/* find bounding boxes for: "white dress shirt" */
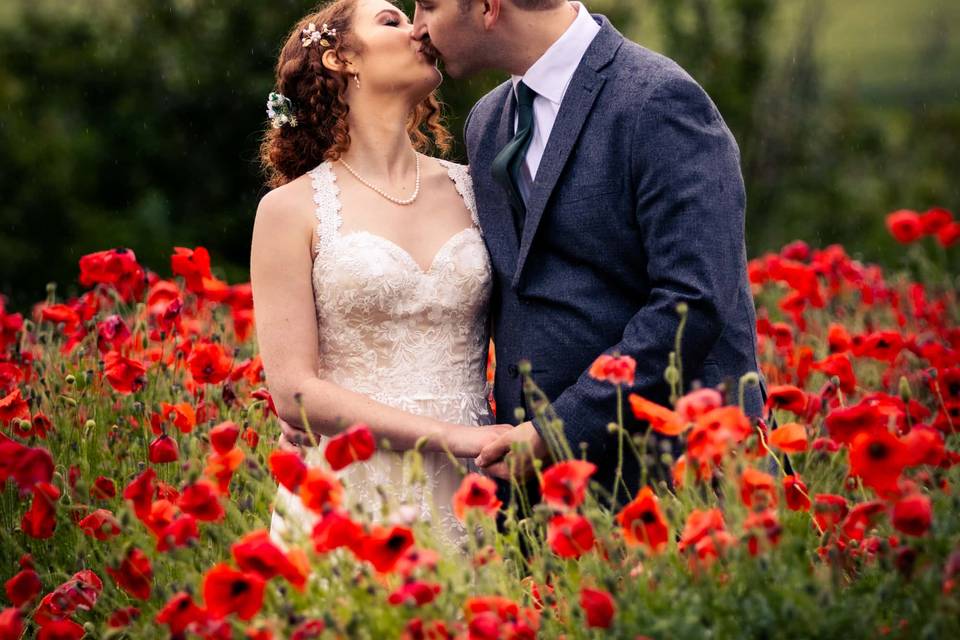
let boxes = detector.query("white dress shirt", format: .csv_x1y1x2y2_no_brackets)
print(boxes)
511,1,601,204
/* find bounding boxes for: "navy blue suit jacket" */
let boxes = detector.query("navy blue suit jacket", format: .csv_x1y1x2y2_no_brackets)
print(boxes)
465,15,763,503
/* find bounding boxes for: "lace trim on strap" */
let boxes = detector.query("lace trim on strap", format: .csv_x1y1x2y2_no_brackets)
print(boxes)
437,159,481,233
309,161,342,255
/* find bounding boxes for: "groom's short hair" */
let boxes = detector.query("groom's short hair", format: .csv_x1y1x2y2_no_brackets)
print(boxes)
459,0,565,11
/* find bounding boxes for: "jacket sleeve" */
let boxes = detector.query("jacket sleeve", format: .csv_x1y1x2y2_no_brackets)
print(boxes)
536,75,747,461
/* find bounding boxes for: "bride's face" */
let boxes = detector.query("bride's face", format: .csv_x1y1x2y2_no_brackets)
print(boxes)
348,0,442,99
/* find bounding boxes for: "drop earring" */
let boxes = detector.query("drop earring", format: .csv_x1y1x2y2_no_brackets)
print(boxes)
353,73,360,90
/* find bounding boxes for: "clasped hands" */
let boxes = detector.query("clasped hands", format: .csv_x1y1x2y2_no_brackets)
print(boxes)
276,419,547,481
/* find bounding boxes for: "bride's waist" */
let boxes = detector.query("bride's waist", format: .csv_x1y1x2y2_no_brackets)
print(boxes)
318,370,490,401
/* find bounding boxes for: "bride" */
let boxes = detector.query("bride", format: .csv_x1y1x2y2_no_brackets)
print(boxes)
250,0,510,547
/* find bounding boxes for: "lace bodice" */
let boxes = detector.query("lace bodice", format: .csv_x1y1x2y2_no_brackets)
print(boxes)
309,159,492,404
271,158,493,550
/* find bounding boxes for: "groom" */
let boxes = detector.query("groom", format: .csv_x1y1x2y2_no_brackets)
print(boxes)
412,0,763,505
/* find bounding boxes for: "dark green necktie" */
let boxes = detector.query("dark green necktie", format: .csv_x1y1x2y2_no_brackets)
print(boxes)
491,81,537,237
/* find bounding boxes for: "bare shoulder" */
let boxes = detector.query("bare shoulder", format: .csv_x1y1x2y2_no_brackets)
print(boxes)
255,173,316,228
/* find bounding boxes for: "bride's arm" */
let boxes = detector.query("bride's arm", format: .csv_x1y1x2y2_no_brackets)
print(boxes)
250,186,490,456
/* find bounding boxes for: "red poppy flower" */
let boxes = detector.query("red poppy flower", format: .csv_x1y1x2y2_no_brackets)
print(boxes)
824,401,887,446
10,445,55,492
95,315,131,354
156,514,200,552
919,207,953,234
171,246,213,291
902,426,945,467
210,421,240,455
291,619,328,640
678,508,727,554
768,422,808,454
813,494,849,532
744,508,782,556
178,480,225,522
452,473,501,521
885,209,922,243
676,388,724,422
33,570,103,627
628,394,686,436
588,354,636,386
892,494,932,536
106,547,153,600
103,351,147,394
827,323,852,353
937,221,960,247
765,384,809,416
78,248,145,302
686,406,753,466
107,606,140,629
812,353,857,395
547,513,595,558
155,591,206,636
232,530,309,591
464,596,540,639
540,460,596,510
853,330,904,362
4,568,41,607
0,608,23,639
740,467,777,508
91,476,117,500
78,509,122,541
849,430,908,497
202,563,266,621
204,446,244,494
0,388,31,430
783,474,811,511
37,618,86,639
324,423,376,471
616,486,669,552
21,481,60,539
357,525,415,573
388,581,442,607
840,500,887,541
311,509,365,554
38,304,81,334
298,467,343,514
580,588,615,629
268,450,307,493
149,434,180,464
123,468,157,519
159,402,197,434
188,342,233,385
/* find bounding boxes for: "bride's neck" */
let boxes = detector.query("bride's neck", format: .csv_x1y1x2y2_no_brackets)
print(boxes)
340,96,417,181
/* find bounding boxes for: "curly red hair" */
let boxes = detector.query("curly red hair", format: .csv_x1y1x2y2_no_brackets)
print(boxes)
260,0,452,188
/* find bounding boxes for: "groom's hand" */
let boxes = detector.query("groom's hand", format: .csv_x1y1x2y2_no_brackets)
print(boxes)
475,422,546,481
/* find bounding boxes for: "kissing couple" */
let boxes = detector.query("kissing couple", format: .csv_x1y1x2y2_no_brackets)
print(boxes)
250,0,763,547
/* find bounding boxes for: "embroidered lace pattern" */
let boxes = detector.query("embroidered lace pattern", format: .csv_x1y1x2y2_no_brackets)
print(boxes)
270,159,493,549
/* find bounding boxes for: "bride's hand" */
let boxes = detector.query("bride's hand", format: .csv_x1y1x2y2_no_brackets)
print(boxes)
446,424,514,459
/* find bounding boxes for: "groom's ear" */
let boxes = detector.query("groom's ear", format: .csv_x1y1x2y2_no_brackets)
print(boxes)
481,0,501,30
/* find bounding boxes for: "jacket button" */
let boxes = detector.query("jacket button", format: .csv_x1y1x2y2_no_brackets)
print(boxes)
507,364,519,377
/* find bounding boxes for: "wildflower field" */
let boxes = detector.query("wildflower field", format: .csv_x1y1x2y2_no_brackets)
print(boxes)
1,208,959,639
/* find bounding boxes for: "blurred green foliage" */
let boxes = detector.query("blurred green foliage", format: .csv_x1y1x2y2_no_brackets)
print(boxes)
1,0,957,309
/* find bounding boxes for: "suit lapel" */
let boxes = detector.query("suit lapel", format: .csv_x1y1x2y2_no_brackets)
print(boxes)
478,88,520,273
511,17,624,289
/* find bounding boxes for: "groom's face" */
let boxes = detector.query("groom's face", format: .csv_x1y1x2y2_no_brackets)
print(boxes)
411,0,487,79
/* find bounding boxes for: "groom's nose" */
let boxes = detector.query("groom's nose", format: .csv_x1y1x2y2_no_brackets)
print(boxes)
410,7,428,41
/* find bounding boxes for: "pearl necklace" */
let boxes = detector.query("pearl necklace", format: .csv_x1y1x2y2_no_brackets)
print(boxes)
339,153,421,206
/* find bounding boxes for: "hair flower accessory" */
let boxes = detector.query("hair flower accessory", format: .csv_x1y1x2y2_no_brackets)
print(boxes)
302,22,337,48
266,92,297,129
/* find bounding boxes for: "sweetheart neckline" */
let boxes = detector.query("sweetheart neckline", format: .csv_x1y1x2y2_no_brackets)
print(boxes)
337,227,480,275
312,159,483,276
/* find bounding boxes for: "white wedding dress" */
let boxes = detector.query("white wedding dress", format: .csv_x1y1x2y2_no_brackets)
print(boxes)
269,159,493,549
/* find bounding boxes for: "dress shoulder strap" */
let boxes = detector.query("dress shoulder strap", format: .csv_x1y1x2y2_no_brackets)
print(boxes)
437,159,481,233
307,161,342,254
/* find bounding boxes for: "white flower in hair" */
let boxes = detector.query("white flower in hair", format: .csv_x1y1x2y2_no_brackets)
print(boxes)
266,92,298,129
302,21,336,48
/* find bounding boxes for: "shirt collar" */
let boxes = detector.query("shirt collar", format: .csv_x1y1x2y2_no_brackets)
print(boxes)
511,2,601,105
